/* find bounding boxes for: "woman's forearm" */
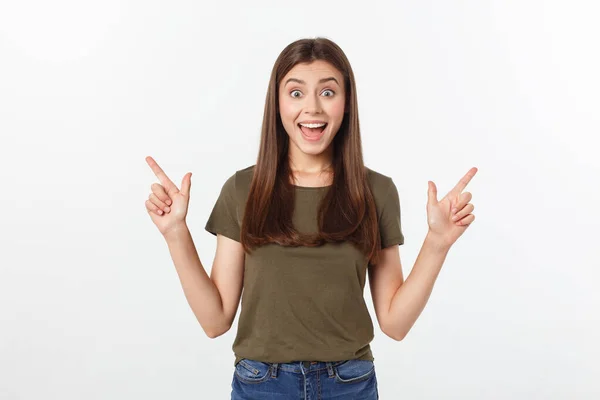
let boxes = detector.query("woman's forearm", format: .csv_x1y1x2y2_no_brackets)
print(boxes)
163,224,227,338
386,231,451,340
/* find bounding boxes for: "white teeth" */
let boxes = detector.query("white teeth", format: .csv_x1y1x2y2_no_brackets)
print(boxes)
299,122,326,128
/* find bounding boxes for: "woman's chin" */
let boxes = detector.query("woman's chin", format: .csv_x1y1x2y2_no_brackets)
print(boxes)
297,140,332,155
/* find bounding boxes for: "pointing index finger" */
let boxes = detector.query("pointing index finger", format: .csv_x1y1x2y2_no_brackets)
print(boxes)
145,156,178,194
450,167,478,195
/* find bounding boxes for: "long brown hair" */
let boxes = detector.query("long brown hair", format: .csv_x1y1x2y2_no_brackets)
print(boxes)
241,37,382,266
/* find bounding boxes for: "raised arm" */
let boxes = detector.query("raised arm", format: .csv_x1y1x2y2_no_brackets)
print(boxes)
145,156,244,338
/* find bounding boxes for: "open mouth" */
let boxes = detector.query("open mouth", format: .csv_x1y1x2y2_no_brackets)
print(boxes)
298,123,328,138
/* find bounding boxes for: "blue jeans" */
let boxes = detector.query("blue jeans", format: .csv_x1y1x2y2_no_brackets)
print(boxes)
231,358,379,399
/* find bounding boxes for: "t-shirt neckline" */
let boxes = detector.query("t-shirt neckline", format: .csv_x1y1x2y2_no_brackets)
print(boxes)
292,185,333,192
292,185,332,191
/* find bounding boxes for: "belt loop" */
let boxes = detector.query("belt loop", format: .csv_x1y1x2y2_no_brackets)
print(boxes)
271,363,278,378
326,362,334,377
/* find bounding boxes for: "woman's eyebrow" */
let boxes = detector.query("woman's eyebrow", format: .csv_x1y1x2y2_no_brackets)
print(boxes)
284,77,339,86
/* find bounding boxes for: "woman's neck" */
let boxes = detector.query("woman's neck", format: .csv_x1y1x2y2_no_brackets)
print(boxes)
288,150,333,174
288,159,334,187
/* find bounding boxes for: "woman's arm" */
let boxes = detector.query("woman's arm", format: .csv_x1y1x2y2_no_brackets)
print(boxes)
370,168,477,340
370,232,450,341
164,224,244,338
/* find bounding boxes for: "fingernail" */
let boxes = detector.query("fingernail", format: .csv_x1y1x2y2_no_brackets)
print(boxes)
166,199,172,205
165,206,170,212
157,210,163,215
452,215,458,220
452,208,457,213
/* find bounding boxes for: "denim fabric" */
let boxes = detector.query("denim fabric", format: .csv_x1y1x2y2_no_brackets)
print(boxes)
231,358,378,399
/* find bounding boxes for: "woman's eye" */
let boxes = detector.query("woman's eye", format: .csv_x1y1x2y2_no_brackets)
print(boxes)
290,89,334,98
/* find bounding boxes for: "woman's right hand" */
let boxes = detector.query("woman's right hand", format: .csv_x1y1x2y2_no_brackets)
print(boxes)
145,156,192,237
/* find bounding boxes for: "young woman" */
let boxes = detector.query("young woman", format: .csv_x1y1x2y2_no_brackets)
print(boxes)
145,37,477,400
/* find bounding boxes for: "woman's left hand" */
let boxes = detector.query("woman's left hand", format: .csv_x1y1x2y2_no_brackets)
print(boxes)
426,167,478,249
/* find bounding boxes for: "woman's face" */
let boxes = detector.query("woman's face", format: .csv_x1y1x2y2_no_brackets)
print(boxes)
278,60,346,161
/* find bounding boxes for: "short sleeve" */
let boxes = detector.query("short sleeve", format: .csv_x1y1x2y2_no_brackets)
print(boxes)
379,178,405,248
204,173,241,242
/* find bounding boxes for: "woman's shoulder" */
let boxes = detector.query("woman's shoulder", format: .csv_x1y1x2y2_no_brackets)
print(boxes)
365,166,395,193
220,164,255,184
237,164,256,176
220,164,255,202
234,164,256,187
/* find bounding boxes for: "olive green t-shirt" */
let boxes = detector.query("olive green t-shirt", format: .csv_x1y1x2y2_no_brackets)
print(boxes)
204,165,404,366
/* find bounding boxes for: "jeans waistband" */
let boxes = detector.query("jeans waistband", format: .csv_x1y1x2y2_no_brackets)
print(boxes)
266,360,347,377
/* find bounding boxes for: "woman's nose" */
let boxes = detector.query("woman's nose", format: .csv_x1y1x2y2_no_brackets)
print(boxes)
304,93,322,114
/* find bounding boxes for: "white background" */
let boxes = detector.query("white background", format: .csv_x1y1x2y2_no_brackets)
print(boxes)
1,0,598,399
